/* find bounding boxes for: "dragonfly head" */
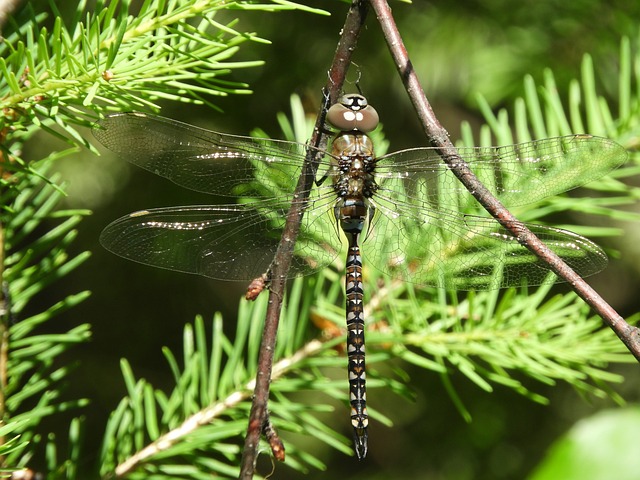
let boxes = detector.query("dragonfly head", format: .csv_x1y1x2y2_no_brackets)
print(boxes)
327,93,379,133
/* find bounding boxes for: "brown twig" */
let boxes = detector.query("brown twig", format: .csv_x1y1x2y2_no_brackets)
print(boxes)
369,0,640,360
238,1,370,477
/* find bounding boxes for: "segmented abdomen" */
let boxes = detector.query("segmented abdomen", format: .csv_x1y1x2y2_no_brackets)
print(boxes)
346,243,368,460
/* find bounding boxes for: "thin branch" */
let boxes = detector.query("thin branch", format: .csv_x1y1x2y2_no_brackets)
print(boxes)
369,0,640,360
238,1,370,477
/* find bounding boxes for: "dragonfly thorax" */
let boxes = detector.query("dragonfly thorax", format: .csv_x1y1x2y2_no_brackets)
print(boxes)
330,121,378,245
331,133,378,198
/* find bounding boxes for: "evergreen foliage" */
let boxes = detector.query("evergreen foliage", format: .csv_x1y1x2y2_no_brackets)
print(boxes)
0,0,638,478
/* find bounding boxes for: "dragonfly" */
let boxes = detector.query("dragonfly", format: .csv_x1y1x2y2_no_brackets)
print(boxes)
94,94,627,460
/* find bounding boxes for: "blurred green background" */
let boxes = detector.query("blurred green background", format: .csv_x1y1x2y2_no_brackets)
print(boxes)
19,0,640,478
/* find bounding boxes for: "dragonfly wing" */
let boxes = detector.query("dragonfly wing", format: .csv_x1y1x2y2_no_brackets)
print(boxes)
363,135,623,289
93,113,325,198
363,195,607,290
100,200,342,281
375,135,627,208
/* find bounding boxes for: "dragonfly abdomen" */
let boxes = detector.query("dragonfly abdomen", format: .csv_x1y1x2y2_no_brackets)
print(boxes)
335,195,371,460
345,240,368,460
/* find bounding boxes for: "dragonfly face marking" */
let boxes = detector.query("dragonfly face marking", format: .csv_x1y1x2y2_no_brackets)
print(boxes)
326,93,379,132
94,94,627,460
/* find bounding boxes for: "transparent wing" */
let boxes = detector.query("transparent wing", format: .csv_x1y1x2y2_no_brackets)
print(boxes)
95,112,344,281
93,112,332,198
95,113,624,288
363,196,607,289
360,134,625,289
99,198,342,281
374,135,628,208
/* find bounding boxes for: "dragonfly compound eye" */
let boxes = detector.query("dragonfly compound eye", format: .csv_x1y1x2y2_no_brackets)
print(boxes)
327,94,380,133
